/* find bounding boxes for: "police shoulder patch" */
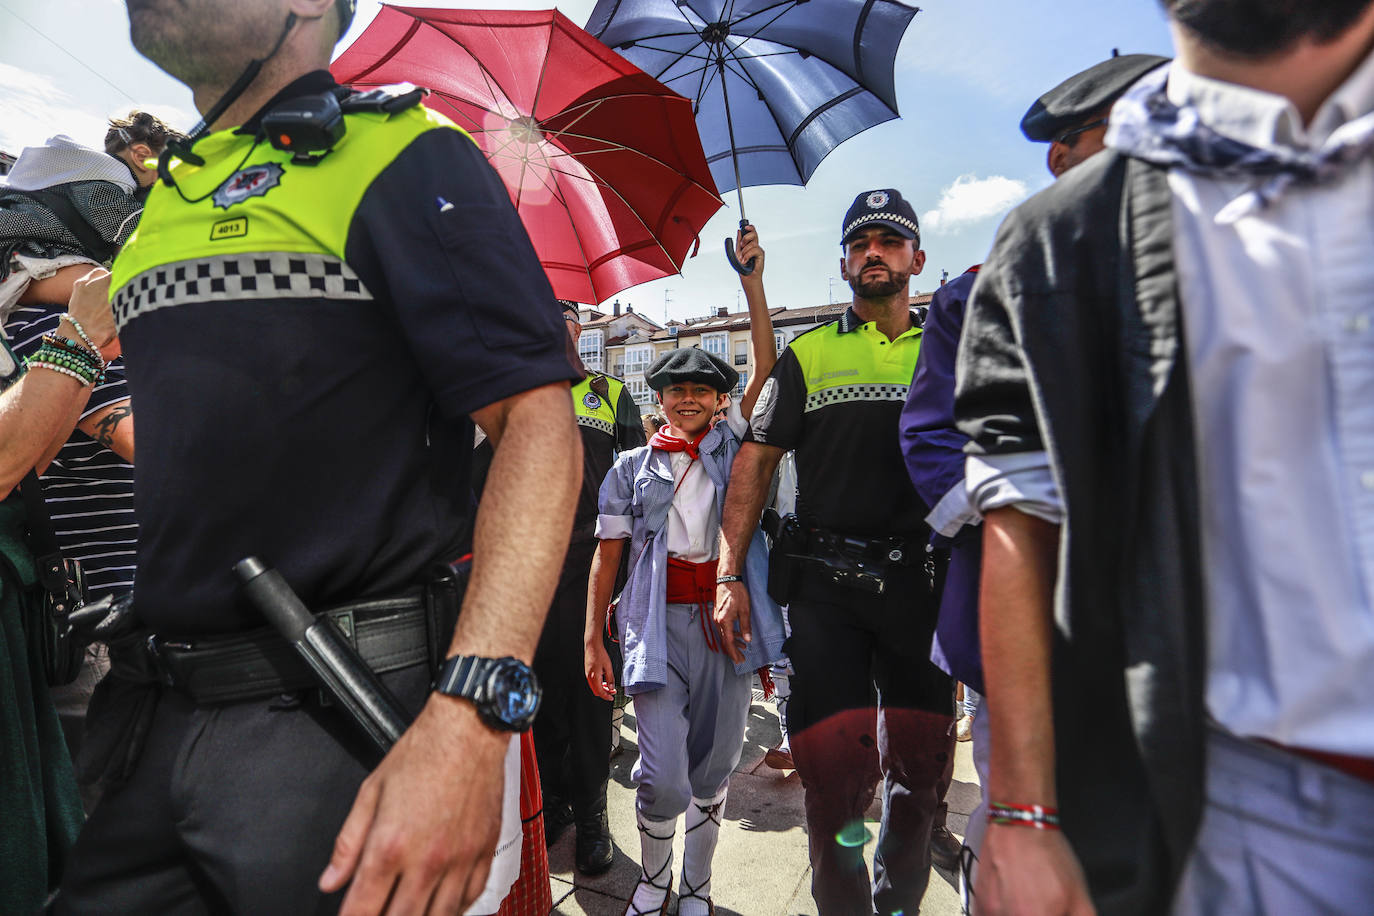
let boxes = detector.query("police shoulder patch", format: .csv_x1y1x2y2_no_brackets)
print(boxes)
212,162,284,210
583,391,602,410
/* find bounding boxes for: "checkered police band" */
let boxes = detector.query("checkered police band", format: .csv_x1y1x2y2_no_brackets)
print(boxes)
840,211,920,242
112,253,371,330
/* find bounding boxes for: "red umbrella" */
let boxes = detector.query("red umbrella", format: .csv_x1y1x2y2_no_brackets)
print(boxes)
332,6,723,304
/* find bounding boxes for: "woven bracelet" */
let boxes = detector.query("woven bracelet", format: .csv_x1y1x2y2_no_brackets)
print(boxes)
988,801,1061,830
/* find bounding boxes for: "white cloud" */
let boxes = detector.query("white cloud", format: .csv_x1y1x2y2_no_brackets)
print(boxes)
921,174,1028,233
0,63,108,154
0,62,196,157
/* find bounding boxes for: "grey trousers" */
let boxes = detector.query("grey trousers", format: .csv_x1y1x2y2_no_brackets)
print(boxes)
1173,727,1374,916
630,602,752,820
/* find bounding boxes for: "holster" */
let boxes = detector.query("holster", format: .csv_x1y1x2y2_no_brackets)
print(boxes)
75,563,468,793
763,507,807,604
799,528,925,597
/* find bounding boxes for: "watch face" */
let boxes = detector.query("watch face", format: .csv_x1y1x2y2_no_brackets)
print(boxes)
484,658,541,729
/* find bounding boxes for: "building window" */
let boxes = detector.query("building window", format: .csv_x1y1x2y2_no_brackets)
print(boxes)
774,331,787,354
732,370,748,399
578,329,604,371
701,333,728,361
624,344,653,403
734,339,748,365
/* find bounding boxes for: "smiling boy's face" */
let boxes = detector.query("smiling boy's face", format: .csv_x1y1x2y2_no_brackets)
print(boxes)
658,382,724,437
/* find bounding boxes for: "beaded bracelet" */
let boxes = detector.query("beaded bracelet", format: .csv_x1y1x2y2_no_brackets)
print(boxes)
36,338,103,377
27,358,97,387
28,341,103,386
60,312,106,360
988,802,1061,830
42,333,98,361
30,349,100,383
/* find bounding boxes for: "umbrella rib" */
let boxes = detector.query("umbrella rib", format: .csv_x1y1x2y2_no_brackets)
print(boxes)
524,158,599,301
536,129,722,201
337,15,423,83
538,145,695,276
645,2,710,83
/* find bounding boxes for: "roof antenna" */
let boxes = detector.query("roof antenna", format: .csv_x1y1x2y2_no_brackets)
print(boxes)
1112,47,1120,57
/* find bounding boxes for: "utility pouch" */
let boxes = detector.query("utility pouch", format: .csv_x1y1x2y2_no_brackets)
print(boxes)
764,509,807,604
20,470,87,686
424,559,468,677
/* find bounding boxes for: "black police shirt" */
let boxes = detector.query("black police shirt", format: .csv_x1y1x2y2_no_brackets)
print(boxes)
115,74,579,635
746,316,930,538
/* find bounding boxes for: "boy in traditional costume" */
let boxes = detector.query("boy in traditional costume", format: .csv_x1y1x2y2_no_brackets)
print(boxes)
584,292,784,915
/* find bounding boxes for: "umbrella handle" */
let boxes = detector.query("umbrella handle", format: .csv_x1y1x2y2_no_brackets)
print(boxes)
725,219,756,275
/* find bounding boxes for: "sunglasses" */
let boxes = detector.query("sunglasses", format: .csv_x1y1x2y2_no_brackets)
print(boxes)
1054,117,1108,146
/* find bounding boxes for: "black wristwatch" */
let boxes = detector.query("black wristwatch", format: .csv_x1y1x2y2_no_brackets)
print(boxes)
434,655,542,732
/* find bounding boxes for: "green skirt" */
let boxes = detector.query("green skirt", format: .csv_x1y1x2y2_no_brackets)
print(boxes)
0,497,83,912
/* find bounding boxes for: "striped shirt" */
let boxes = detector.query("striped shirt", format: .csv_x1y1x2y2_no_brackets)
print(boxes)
5,302,135,597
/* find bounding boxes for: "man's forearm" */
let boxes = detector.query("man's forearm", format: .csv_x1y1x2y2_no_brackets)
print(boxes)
718,442,782,575
585,538,624,645
459,382,580,662
981,507,1061,803
0,369,91,494
79,400,134,463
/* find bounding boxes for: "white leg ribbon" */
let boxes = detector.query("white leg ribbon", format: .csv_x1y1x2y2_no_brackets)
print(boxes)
679,786,728,916
626,812,676,915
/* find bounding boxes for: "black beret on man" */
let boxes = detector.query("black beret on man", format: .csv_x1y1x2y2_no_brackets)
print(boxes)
1020,53,1170,142
840,188,920,245
645,347,739,393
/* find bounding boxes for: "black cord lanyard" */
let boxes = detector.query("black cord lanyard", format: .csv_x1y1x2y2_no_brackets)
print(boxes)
157,13,297,203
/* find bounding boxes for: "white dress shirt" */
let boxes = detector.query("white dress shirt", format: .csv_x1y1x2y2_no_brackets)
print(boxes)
968,53,1374,756
666,403,748,562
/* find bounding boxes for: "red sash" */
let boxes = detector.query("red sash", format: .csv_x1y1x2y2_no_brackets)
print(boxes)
665,556,723,653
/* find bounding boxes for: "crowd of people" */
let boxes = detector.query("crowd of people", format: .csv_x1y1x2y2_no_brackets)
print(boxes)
3,0,1374,914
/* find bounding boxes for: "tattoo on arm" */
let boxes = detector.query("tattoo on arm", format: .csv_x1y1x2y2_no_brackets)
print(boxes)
92,403,132,452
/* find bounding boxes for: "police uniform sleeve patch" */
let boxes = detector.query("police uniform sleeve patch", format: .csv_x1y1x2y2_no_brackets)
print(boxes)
752,376,777,428
583,391,602,410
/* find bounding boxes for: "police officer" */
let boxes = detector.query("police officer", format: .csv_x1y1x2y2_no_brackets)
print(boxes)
535,300,643,874
55,2,582,914
716,193,954,916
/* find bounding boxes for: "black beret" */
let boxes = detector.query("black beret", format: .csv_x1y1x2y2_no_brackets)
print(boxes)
841,188,919,245
1020,54,1170,142
645,347,739,393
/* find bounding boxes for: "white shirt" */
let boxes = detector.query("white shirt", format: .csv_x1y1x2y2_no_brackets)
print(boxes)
666,403,747,562
968,54,1374,756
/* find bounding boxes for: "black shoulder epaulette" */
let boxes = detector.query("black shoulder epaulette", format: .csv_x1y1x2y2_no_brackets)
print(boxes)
340,83,428,116
787,318,840,344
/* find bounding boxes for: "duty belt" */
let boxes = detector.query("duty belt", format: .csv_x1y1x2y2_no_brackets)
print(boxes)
805,529,924,566
148,588,447,705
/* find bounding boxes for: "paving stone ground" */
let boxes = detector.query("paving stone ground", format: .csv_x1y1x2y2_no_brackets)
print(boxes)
545,685,979,915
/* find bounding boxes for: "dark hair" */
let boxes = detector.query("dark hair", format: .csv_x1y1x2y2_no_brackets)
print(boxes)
1161,0,1374,57
105,110,187,157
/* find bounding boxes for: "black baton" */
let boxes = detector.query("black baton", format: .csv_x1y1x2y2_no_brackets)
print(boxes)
233,557,412,754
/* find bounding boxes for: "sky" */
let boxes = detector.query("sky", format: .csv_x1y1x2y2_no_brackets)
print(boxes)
0,0,1175,323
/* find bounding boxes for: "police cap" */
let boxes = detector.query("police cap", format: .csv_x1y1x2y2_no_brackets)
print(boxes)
645,347,739,394
558,299,580,316
1020,54,1170,143
840,189,919,245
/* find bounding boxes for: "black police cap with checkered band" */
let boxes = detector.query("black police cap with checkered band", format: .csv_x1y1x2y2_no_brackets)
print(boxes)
840,189,919,245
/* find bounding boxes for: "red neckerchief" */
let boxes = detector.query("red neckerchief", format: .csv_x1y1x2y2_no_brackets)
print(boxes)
650,427,710,461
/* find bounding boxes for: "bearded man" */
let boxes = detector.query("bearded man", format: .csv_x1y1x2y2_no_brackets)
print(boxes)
959,2,1374,913
717,191,954,916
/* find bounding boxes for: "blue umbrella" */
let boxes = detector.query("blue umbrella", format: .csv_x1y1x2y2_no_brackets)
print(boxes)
586,0,921,272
